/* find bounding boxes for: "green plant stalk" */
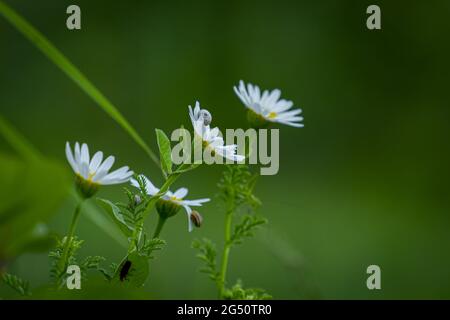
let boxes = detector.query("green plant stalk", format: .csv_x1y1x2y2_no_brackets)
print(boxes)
218,202,235,298
126,167,187,254
0,1,159,167
58,201,83,276
152,216,167,239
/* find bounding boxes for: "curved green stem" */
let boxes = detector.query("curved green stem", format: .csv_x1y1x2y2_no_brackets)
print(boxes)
153,216,167,239
58,201,83,276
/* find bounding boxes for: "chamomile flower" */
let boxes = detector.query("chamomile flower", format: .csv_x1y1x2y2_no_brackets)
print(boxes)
233,80,304,128
65,142,134,198
130,175,210,232
188,101,245,162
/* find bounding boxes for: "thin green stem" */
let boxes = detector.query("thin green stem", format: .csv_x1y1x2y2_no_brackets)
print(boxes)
126,167,188,253
153,216,167,239
218,207,234,298
58,201,83,276
0,1,159,167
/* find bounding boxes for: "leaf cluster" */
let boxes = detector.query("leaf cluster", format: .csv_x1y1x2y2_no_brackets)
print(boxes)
49,236,105,287
192,238,220,285
223,280,272,300
1,273,31,296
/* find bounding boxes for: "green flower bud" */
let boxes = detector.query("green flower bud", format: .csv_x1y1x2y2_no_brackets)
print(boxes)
133,194,142,206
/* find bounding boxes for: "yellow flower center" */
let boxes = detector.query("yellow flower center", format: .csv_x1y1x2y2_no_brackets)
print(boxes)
268,112,277,119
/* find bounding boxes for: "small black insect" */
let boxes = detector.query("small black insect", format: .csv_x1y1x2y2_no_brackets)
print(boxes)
120,260,132,281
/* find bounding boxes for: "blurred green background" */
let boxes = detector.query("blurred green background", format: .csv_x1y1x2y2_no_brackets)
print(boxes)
1,0,450,299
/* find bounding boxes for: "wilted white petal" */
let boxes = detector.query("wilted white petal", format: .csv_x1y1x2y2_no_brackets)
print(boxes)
183,205,194,232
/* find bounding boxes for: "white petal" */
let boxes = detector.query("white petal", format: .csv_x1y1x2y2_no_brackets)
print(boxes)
173,187,188,199
101,171,134,185
131,174,160,195
183,205,194,232
209,127,220,139
80,143,90,165
240,81,252,105
273,99,294,113
74,142,81,165
65,142,78,173
80,161,89,179
182,198,210,206
210,137,225,148
233,86,249,107
100,166,130,182
266,89,281,107
92,155,115,182
277,108,302,119
89,151,103,173
194,101,201,117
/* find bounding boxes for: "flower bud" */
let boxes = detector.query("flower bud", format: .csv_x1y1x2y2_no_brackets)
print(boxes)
199,109,212,126
133,194,142,206
190,210,203,228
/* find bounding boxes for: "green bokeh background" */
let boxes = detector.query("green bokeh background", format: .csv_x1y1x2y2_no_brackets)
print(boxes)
1,0,449,299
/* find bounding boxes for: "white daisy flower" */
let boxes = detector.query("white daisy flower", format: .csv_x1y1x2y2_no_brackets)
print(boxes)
66,142,134,198
131,175,210,232
233,80,304,128
188,101,245,162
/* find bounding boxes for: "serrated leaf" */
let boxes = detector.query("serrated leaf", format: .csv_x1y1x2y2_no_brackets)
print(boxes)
97,198,134,238
230,215,267,246
1,273,31,296
155,128,172,177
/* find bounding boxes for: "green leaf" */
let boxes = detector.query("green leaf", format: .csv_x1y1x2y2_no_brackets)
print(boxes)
1,273,31,296
139,237,166,259
0,2,159,167
97,198,134,238
0,153,71,259
229,215,267,246
114,253,149,287
192,238,220,284
155,129,172,177
223,280,272,300
173,163,200,174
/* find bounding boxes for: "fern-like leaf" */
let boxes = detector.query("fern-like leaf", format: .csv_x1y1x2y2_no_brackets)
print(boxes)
229,215,267,246
1,273,31,296
192,238,220,284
